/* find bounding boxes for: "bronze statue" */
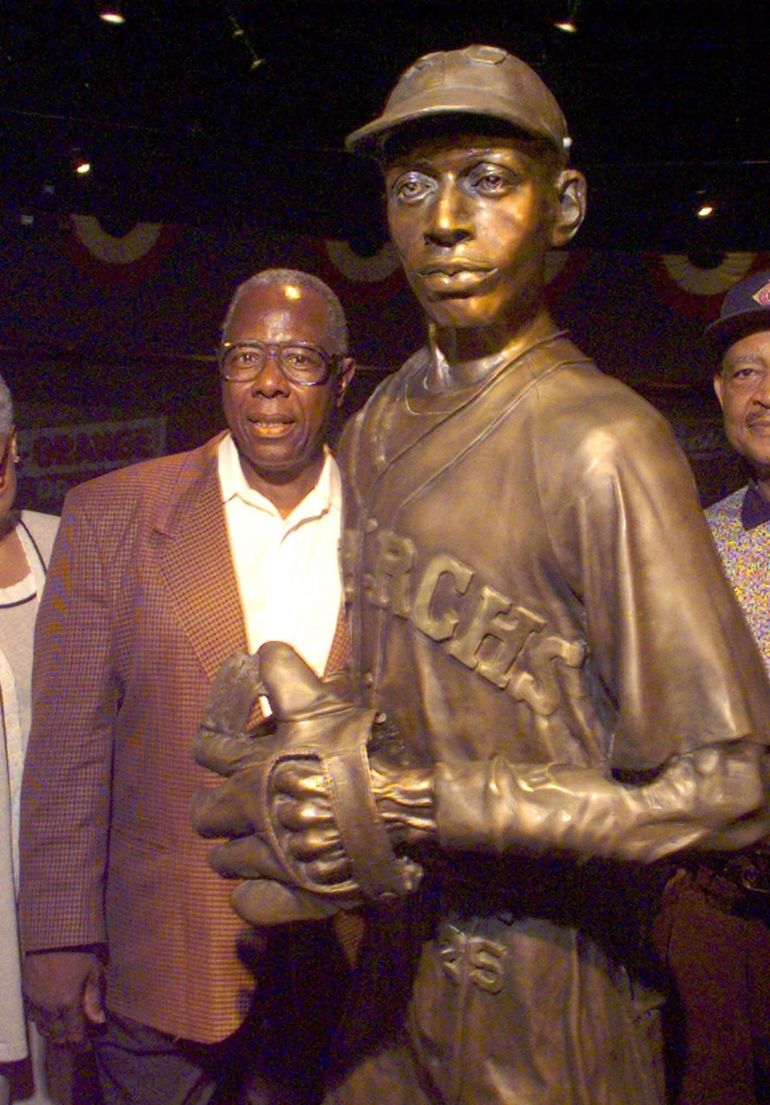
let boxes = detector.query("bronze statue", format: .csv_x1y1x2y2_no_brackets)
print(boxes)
193,46,770,1104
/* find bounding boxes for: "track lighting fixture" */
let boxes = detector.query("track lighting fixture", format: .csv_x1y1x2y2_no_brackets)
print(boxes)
225,6,263,71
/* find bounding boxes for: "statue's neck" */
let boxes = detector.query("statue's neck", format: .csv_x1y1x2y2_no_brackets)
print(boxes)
425,309,561,392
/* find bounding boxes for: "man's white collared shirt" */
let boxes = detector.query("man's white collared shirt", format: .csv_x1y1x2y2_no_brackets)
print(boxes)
218,433,342,677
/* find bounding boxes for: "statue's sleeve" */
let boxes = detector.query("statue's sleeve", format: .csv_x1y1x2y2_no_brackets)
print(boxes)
435,392,770,861
540,391,770,773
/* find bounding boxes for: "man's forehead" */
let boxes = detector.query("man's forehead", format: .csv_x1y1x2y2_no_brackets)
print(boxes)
722,329,770,366
225,283,331,335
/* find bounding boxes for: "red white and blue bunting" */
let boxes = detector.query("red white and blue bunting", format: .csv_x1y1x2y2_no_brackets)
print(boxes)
56,216,770,326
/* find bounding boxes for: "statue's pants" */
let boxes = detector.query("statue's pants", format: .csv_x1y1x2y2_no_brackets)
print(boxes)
326,908,663,1105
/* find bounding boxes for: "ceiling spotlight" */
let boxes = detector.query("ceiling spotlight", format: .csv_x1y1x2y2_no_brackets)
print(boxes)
99,5,125,23
694,189,717,219
554,1,579,33
71,148,92,175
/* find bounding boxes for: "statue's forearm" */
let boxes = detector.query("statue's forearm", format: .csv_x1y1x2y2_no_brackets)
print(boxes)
370,762,436,844
429,738,770,863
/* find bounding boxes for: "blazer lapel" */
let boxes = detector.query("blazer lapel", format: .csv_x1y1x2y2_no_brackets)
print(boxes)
155,444,247,681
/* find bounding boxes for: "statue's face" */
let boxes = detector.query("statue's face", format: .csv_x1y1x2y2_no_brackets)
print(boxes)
385,131,560,331
715,328,770,476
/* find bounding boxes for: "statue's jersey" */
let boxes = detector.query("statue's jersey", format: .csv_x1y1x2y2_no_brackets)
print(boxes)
342,334,768,777
331,333,770,1105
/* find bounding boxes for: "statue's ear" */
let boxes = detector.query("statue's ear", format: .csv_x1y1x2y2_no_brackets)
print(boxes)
550,169,586,247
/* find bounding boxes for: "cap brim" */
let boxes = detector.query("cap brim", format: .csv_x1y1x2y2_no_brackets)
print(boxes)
345,92,564,156
705,306,770,352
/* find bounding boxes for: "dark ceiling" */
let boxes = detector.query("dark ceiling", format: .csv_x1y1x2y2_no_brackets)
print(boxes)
2,0,768,250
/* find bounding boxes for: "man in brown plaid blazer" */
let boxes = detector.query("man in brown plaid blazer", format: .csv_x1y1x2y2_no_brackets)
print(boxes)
17,269,355,1105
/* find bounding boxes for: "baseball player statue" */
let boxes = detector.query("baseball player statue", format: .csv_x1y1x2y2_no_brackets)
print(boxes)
193,46,770,1105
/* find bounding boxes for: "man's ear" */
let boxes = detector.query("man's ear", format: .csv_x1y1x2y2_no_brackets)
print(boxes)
714,370,725,409
550,169,587,247
336,357,356,409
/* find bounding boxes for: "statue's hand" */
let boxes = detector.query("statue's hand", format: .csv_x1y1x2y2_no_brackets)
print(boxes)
271,758,353,886
271,750,437,883
192,642,423,926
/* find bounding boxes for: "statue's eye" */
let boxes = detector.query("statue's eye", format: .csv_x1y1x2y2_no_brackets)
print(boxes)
467,164,518,195
392,172,435,204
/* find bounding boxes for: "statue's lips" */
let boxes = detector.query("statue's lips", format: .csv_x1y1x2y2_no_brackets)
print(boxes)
418,263,495,295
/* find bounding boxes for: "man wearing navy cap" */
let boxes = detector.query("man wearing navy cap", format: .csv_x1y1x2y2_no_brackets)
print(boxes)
708,270,770,664
653,271,770,1105
194,48,770,1105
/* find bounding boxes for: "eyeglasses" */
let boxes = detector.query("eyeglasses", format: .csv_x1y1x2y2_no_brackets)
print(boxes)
218,340,342,387
0,427,15,485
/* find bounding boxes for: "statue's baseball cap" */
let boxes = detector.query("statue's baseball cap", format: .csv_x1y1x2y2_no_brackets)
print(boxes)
705,269,770,355
345,44,571,162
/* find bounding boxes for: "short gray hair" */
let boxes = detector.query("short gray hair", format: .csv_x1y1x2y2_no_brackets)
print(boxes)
0,373,13,437
221,269,349,353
